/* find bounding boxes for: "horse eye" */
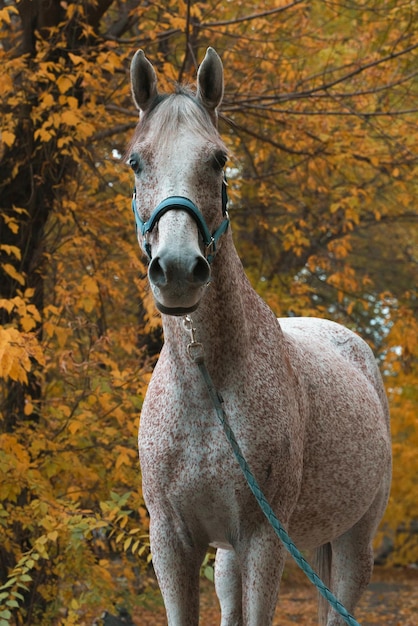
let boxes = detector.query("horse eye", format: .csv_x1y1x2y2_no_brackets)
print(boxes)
129,153,143,174
213,151,228,171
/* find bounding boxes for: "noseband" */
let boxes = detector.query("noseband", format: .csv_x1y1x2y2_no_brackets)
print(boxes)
131,179,229,263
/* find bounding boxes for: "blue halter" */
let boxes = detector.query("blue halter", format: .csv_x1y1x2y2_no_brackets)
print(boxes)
131,180,229,263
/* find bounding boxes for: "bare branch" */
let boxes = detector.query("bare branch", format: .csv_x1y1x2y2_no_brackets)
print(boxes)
297,41,418,100
178,0,193,84
222,115,317,156
91,123,137,142
197,0,305,28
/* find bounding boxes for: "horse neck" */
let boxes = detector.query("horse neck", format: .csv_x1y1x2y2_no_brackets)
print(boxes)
161,232,282,377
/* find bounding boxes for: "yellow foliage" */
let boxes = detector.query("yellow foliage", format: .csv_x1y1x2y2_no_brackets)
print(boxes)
0,327,44,384
67,52,84,66
56,75,74,95
0,295,41,331
1,263,25,286
0,245,21,260
1,130,15,147
60,109,80,126
0,1,417,623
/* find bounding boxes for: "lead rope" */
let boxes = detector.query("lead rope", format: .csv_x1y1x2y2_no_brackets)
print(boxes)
182,315,361,626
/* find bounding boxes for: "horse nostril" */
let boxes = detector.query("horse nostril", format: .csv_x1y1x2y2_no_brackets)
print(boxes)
149,256,167,286
192,256,210,285
149,253,210,287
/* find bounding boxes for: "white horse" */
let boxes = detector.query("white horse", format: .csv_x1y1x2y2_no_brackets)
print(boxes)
127,47,392,626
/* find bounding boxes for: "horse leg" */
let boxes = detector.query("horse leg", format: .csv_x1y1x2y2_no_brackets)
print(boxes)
325,531,372,626
322,488,389,626
237,524,286,625
215,548,243,625
149,516,206,626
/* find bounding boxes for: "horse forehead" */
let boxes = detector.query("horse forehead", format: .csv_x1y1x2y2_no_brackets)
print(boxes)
155,133,209,166
142,95,222,158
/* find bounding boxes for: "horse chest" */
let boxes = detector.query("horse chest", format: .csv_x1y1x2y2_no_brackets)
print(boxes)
139,355,303,535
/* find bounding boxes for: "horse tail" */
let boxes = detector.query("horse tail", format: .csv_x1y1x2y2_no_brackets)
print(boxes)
314,542,332,625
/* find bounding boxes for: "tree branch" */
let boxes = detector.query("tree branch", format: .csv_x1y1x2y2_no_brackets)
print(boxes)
197,0,305,28
91,122,137,143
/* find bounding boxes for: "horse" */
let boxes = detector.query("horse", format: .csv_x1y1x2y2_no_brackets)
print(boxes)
127,47,392,626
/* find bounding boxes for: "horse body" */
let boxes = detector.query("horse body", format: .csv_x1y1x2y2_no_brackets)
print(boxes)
282,316,390,547
128,48,391,626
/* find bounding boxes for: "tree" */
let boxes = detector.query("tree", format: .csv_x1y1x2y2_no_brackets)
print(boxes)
1,2,153,623
0,1,417,623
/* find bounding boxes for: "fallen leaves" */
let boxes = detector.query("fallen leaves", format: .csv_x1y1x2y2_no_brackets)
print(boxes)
132,565,418,625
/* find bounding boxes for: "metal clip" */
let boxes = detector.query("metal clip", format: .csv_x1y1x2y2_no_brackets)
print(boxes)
183,315,196,341
205,237,215,259
183,315,205,363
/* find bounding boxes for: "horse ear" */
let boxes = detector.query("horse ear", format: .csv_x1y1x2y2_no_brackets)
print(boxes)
197,47,224,117
130,49,158,113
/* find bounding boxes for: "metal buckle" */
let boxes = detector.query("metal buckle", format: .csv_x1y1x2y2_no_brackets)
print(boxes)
205,237,215,260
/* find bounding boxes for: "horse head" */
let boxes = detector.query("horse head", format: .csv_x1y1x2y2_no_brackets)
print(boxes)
128,48,229,316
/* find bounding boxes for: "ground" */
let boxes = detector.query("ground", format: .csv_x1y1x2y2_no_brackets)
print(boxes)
134,562,418,625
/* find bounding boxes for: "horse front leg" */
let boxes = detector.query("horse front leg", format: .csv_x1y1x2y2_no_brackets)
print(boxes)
215,548,243,625
148,515,206,626
237,523,287,626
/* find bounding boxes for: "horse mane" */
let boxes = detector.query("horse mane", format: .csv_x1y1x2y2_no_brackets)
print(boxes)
127,85,226,154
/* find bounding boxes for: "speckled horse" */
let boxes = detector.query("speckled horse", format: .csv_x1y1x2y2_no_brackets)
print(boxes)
127,48,392,626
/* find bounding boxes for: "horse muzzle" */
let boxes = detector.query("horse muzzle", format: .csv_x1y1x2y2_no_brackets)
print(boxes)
148,250,211,316
132,193,228,315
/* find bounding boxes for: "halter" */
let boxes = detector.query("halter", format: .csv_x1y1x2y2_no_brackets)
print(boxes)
131,179,229,263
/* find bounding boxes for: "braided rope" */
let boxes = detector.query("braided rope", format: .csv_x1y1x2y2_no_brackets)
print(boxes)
196,358,361,626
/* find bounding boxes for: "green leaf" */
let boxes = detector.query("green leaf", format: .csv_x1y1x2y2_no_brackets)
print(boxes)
204,565,214,583
18,575,32,583
10,591,24,601
0,610,11,619
5,601,18,609
0,579,16,591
